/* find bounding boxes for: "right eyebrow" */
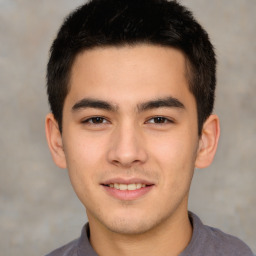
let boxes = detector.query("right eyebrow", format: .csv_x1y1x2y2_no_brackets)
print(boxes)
72,98,118,112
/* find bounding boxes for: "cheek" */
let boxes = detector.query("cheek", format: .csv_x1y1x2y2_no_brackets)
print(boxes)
150,131,195,162
63,132,106,195
64,132,105,167
148,131,197,182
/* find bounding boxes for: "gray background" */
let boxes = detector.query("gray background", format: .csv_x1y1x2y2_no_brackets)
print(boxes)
0,0,255,255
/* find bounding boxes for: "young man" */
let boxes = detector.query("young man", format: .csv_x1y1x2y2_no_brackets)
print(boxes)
45,0,254,255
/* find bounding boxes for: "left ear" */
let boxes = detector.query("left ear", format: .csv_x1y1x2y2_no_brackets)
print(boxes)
195,114,220,169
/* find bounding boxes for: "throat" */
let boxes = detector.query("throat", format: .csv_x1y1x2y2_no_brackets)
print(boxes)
87,210,193,256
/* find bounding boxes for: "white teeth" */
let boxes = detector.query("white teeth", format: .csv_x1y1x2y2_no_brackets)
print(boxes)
127,184,137,190
108,183,147,190
136,183,142,189
119,184,128,190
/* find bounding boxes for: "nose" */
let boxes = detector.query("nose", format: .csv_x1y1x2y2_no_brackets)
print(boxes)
107,123,148,168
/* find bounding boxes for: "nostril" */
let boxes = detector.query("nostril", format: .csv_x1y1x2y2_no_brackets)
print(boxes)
107,138,148,167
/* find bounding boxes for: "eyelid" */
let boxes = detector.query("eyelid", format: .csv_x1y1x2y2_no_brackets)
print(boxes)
81,116,110,125
145,116,175,124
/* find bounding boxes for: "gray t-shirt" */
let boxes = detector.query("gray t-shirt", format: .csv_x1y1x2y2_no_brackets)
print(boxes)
45,212,253,256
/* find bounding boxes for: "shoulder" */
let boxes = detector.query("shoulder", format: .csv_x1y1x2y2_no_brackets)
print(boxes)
183,212,254,256
44,223,97,256
204,225,253,256
45,238,79,256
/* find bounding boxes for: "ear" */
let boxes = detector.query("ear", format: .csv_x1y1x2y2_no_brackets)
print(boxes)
45,113,67,169
195,114,220,169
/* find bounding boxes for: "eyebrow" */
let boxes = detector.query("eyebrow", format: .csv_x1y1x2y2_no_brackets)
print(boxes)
72,98,118,112
72,97,185,113
137,97,185,112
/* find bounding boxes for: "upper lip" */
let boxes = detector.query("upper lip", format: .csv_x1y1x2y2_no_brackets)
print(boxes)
101,177,155,186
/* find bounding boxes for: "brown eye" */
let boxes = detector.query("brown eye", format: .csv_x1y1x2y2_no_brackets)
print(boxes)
91,117,105,123
82,117,108,124
147,116,172,124
153,117,167,123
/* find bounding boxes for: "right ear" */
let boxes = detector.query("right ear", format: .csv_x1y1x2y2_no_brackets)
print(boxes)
45,113,67,169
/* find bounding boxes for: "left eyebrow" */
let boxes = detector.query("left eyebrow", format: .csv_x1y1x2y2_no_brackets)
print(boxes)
137,97,185,112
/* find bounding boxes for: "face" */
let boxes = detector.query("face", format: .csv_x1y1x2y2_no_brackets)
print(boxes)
53,45,203,234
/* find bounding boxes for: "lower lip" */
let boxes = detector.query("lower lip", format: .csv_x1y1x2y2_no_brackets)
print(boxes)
102,185,154,201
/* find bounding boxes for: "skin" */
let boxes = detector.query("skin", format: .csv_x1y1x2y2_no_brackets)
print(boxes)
46,45,220,256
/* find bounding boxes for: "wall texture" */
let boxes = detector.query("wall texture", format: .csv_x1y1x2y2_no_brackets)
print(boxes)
0,0,255,255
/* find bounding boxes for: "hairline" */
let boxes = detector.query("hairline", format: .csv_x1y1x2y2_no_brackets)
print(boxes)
65,42,197,113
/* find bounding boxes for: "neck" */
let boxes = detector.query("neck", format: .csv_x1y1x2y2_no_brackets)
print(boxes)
88,209,192,256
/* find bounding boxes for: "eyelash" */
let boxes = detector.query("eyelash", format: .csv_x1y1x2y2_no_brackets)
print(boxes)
146,116,174,124
81,116,174,125
81,116,109,125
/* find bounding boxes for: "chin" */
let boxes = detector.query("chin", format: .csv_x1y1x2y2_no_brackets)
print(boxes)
101,212,167,235
106,219,153,235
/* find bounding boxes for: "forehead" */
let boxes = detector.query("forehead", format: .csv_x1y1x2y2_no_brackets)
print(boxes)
67,44,193,108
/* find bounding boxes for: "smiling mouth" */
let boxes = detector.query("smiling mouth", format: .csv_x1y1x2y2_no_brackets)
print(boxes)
103,183,150,191
101,181,154,200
